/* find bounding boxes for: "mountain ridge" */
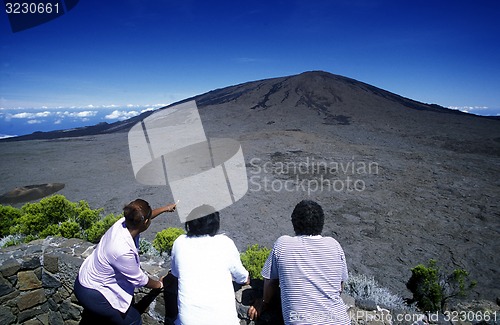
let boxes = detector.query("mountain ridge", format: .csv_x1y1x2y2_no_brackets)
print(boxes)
2,71,498,142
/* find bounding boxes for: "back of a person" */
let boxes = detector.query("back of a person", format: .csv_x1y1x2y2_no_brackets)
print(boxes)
276,235,349,324
172,234,241,325
79,217,134,290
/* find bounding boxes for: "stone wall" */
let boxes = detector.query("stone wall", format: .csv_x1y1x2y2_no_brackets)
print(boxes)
0,237,167,325
2,237,495,325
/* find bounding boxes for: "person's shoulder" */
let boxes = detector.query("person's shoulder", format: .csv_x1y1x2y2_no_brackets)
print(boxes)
322,236,343,247
110,217,126,231
274,235,295,246
214,233,236,245
173,234,187,243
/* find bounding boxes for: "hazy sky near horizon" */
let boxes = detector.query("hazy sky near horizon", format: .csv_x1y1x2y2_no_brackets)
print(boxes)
1,0,500,112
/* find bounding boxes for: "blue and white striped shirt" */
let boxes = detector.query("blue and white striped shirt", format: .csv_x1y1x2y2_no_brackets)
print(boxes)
262,235,350,325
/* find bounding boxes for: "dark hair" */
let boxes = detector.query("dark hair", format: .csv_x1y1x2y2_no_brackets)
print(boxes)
185,205,220,237
123,199,152,228
291,200,324,236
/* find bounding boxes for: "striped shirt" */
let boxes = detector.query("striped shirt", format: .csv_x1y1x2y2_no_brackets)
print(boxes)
262,235,350,325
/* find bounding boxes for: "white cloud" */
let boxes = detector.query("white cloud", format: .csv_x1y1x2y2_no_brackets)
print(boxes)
63,111,98,118
36,111,52,117
27,119,42,124
448,106,489,113
11,111,52,119
141,107,157,113
105,110,140,120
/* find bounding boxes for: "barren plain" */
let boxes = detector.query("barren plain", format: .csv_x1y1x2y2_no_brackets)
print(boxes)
1,71,499,302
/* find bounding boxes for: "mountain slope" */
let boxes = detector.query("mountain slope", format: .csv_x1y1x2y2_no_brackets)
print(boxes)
4,71,499,152
1,71,499,301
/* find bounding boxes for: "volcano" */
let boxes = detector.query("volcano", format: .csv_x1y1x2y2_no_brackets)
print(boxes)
1,71,499,301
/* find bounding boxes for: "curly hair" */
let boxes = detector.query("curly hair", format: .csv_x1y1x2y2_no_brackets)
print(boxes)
291,200,324,236
185,205,220,237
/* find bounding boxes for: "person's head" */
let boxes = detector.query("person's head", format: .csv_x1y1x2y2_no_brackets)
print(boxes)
185,205,220,237
291,200,325,236
123,199,152,233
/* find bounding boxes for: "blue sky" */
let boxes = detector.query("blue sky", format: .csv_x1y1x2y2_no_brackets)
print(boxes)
1,0,500,136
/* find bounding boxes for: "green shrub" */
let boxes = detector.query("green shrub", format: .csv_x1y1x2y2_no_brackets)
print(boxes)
0,205,22,237
1,195,118,245
406,259,477,312
59,221,82,239
153,227,185,254
84,213,121,244
75,203,102,230
7,195,105,241
39,224,62,238
240,244,270,280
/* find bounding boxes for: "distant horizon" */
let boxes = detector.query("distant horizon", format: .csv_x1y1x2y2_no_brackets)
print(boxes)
1,101,499,139
0,104,165,138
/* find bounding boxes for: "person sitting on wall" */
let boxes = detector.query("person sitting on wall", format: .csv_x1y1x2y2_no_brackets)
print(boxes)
74,199,176,325
170,205,250,325
248,199,351,325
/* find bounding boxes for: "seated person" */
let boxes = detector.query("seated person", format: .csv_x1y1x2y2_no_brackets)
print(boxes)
248,200,350,325
170,205,250,325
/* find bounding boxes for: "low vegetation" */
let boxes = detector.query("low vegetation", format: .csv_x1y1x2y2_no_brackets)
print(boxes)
1,195,479,314
152,227,185,254
240,244,271,280
345,273,411,311
406,259,477,312
0,195,119,245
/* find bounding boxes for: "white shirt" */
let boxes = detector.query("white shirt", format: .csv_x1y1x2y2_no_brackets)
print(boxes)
171,234,249,325
78,217,149,313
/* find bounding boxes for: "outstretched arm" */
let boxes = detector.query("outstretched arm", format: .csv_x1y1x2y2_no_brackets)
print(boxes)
151,203,176,220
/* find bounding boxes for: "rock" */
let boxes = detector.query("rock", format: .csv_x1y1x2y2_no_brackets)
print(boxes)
48,309,64,325
17,270,42,291
17,301,49,323
0,183,65,204
0,275,15,297
356,298,378,311
21,255,41,270
341,293,355,308
59,299,82,320
41,270,61,289
0,259,21,277
0,305,16,325
42,254,58,273
16,288,47,311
